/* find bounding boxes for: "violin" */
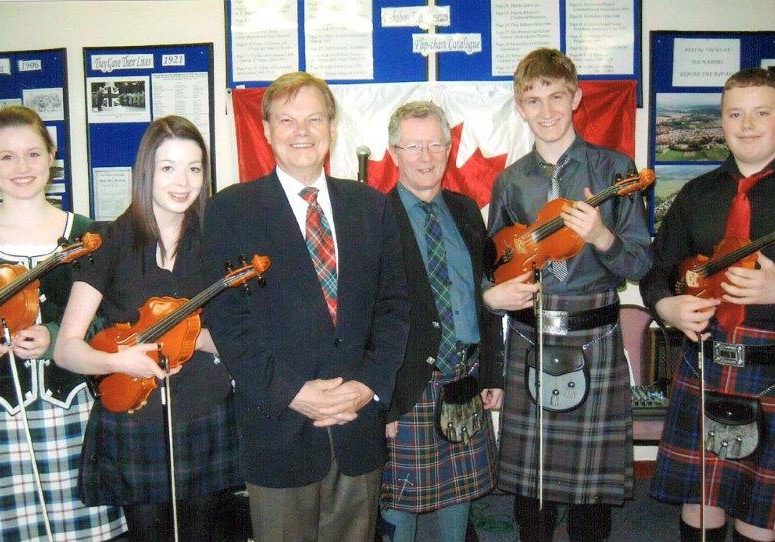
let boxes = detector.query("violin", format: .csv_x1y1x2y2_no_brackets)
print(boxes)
0,233,103,334
675,230,775,298
490,169,655,284
91,254,271,413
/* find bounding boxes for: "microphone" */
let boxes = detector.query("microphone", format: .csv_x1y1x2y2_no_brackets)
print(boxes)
356,145,371,183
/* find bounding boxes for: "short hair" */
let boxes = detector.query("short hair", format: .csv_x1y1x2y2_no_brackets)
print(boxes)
129,115,210,261
513,48,578,97
262,72,336,121
0,105,56,154
387,101,451,147
722,67,775,98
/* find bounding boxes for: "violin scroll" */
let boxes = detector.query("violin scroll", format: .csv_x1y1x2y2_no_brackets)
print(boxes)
58,232,103,265
613,169,656,197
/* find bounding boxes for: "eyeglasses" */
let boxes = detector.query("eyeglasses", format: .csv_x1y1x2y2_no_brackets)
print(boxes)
393,142,449,155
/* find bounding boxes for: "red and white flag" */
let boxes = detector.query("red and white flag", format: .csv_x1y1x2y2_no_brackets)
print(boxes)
231,80,635,208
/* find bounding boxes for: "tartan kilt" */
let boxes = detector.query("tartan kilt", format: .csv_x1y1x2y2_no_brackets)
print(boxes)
80,394,240,506
650,325,775,530
1,385,126,541
497,290,634,505
381,374,497,513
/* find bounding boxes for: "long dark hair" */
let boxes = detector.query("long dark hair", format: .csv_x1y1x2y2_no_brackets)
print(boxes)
128,115,210,261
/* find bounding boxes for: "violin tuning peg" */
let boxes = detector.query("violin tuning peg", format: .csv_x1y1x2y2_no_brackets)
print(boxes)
242,283,252,296
57,236,68,247
238,254,247,266
87,255,95,264
256,275,267,288
224,261,233,273
72,260,81,270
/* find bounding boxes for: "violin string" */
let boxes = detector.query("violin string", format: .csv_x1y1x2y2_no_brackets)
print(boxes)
0,241,88,305
138,282,227,342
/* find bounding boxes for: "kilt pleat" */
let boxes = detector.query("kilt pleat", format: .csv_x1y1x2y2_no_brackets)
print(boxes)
650,325,775,529
1,385,126,541
381,376,497,513
79,395,240,506
497,291,633,505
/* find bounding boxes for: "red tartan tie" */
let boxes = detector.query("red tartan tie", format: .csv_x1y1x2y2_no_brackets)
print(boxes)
715,168,770,332
300,187,338,324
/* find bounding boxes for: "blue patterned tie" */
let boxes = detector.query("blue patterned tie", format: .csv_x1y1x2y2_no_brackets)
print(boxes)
420,201,457,374
545,156,570,282
300,187,338,324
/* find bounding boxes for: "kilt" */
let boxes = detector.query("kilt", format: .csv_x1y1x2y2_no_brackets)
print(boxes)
1,384,126,541
498,290,633,505
381,366,497,513
650,325,775,529
80,394,240,506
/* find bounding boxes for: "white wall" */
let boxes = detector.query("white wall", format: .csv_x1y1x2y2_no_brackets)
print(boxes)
1,0,774,223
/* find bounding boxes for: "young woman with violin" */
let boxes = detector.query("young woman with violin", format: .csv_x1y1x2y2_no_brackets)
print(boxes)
54,116,240,541
0,105,126,539
641,68,775,542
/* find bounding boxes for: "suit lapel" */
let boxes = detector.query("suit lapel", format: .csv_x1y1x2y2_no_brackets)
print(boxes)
389,189,437,316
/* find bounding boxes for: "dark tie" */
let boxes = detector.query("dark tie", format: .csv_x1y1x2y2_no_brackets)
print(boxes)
544,156,570,281
300,187,337,324
420,201,457,374
715,168,771,333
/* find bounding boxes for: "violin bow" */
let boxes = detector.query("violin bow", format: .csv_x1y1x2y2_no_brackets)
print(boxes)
533,267,547,525
158,346,180,542
697,332,707,542
2,319,53,542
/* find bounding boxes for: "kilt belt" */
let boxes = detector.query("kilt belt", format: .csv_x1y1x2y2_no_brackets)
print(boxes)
508,301,619,335
703,340,775,368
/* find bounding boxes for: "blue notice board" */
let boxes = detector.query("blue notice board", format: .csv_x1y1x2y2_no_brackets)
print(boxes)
0,48,73,210
83,43,214,219
225,0,640,91
647,31,775,234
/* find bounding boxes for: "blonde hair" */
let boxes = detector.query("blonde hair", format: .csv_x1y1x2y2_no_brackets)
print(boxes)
513,48,578,97
262,72,336,121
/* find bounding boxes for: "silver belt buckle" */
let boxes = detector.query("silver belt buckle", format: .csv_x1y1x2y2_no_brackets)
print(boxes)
712,341,745,367
540,310,569,336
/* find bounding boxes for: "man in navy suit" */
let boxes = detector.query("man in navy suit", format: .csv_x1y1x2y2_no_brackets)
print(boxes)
202,72,410,541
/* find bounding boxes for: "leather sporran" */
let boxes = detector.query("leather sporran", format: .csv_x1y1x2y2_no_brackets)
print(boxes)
704,391,762,460
525,344,589,412
436,375,483,444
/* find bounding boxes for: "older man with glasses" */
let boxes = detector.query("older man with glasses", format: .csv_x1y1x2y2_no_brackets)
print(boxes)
378,100,503,542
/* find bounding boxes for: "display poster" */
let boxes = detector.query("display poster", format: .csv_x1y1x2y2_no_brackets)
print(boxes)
0,48,73,210
84,44,214,220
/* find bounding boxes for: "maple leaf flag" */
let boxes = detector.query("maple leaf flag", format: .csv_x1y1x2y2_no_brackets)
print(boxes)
231,80,635,209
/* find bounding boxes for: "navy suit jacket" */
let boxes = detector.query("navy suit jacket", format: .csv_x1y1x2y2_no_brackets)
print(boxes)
386,188,504,422
202,171,410,488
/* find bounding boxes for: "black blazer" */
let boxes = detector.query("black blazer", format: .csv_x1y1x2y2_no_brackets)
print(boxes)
202,172,410,488
387,188,504,423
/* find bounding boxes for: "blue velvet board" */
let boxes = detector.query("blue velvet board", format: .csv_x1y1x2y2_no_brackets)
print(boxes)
0,48,73,211
647,31,775,234
83,43,214,218
224,0,641,88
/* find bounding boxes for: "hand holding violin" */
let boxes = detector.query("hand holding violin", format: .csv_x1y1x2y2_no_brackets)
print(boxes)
721,252,775,306
483,271,538,312
7,324,51,360
655,295,720,342
105,342,180,381
560,187,615,252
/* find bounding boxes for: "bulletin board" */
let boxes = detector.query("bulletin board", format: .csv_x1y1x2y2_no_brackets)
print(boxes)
0,48,73,210
83,43,214,220
225,0,641,90
647,31,775,234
